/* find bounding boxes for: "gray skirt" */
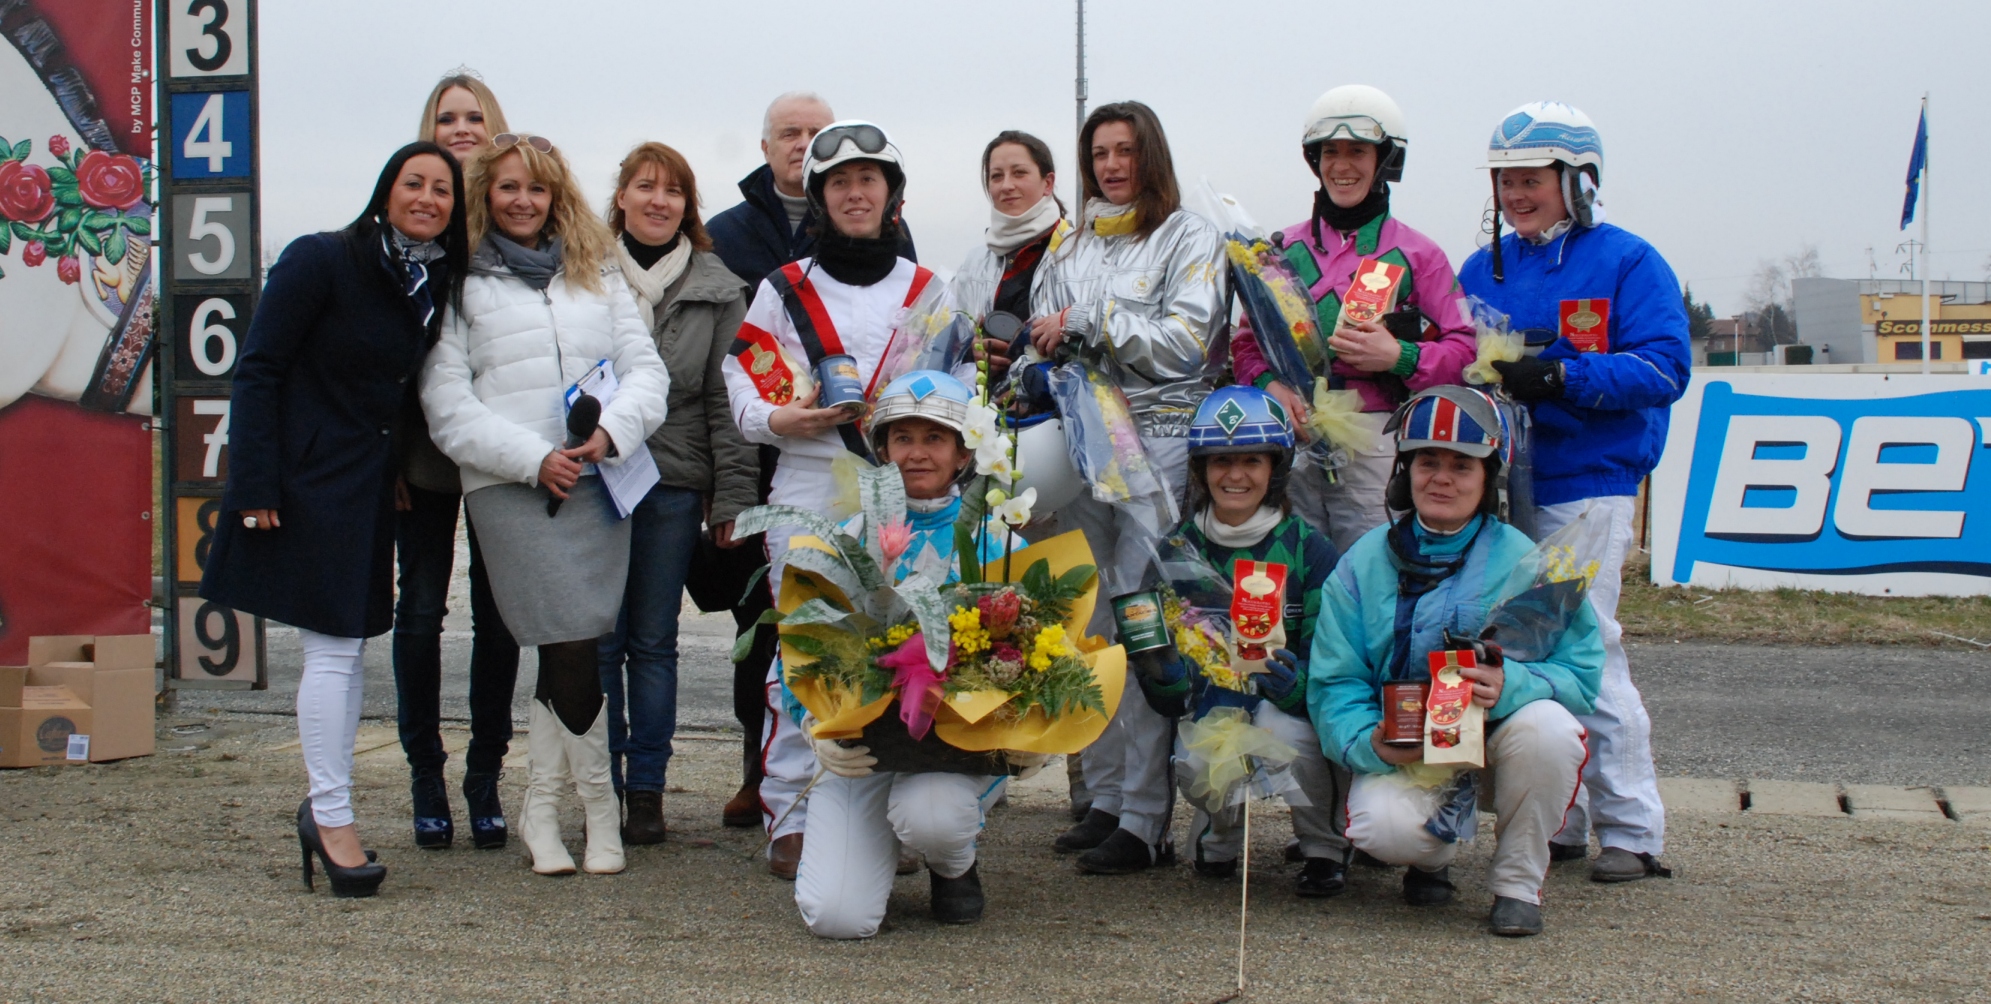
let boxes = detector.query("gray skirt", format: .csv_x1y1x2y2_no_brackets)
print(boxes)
464,477,630,647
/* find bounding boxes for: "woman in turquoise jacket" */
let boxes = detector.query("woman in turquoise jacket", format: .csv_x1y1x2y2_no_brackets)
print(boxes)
1306,386,1602,937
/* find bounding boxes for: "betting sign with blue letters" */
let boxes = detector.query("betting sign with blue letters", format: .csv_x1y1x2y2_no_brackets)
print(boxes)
1650,374,1991,597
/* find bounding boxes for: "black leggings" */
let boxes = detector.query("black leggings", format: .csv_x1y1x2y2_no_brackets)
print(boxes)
534,638,603,735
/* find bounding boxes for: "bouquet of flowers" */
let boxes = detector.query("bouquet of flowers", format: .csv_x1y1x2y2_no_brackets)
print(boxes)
1479,502,1614,662
1046,361,1177,535
867,278,979,398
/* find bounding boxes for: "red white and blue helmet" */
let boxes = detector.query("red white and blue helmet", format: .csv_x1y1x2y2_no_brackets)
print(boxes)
1189,386,1296,458
1389,386,1512,468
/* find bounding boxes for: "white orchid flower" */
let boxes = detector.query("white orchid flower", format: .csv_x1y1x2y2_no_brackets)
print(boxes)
985,452,1017,484
962,406,1002,451
974,438,1009,475
994,487,1037,527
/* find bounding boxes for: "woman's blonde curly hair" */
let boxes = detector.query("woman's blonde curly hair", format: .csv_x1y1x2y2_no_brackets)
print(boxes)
465,137,613,294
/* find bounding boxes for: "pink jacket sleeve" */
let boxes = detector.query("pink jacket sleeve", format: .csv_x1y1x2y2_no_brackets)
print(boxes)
1402,243,1475,392
1228,312,1273,387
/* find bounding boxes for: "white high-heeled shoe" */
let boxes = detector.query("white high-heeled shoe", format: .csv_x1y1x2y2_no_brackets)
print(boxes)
565,705,625,875
522,701,577,876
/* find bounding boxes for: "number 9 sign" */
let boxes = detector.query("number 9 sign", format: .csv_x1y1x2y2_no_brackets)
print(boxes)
176,600,260,683
169,0,249,78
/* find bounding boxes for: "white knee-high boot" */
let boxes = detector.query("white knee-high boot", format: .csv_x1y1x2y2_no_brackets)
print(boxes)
523,701,577,876
565,705,624,875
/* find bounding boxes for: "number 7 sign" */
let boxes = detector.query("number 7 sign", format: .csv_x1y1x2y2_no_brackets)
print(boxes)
173,397,231,482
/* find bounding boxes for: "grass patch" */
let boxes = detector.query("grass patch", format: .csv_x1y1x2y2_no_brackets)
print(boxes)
1619,551,1991,649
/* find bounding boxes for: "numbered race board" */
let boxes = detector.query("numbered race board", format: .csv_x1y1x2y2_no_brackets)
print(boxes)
158,0,264,688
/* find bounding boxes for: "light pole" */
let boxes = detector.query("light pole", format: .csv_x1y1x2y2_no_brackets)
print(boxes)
1075,0,1088,210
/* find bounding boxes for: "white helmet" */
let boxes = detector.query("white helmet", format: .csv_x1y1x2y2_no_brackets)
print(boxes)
1012,420,1084,513
1484,101,1603,182
1301,85,1407,183
803,119,907,214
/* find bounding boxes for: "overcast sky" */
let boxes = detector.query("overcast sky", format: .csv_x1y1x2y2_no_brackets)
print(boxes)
260,0,1991,316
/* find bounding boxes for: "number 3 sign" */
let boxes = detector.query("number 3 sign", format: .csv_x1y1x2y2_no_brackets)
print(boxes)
169,0,248,78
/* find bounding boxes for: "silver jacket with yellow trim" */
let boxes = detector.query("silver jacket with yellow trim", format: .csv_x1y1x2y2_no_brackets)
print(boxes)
1032,207,1229,436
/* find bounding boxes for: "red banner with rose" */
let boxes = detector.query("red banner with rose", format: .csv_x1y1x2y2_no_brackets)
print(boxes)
0,1,155,662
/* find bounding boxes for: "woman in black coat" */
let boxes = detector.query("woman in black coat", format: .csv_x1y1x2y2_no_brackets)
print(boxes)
200,142,468,898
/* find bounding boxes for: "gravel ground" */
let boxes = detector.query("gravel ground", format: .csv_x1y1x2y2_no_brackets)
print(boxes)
3,718,1989,1003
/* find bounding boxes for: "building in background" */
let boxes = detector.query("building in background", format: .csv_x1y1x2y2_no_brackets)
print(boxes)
1793,277,1991,365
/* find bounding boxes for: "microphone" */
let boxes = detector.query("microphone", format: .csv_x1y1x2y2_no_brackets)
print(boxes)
547,393,602,517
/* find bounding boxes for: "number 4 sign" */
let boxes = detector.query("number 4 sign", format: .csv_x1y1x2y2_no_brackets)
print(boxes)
169,91,249,177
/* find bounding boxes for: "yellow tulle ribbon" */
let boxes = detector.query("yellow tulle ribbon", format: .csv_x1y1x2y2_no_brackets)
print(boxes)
1307,379,1380,454
1463,327,1524,386
1180,707,1298,807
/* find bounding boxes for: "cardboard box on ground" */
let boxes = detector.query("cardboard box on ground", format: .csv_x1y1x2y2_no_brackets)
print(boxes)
0,635,155,767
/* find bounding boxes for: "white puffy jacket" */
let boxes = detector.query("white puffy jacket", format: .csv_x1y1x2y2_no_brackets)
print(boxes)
421,256,670,494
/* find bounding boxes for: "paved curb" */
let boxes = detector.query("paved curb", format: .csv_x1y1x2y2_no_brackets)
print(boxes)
1654,777,1991,825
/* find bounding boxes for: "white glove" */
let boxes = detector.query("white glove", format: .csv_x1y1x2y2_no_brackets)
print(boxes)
814,737,877,778
1004,750,1050,781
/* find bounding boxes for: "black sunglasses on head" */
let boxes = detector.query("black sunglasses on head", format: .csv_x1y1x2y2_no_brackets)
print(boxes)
810,124,888,163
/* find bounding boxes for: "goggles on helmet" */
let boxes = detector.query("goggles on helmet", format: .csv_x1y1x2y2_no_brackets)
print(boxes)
810,123,890,164
1304,116,1390,147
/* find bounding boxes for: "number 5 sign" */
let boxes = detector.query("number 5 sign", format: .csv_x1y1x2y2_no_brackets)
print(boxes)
159,0,265,691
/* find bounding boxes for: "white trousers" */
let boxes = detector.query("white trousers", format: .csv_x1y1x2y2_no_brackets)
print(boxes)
1290,413,1396,554
1537,495,1666,856
1056,434,1188,846
756,504,823,844
1346,699,1588,904
1185,703,1350,863
296,628,367,828
794,771,1001,939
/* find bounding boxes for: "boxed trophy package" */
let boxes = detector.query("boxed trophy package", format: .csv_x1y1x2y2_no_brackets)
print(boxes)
1229,560,1287,679
1423,648,1485,767
1336,257,1407,329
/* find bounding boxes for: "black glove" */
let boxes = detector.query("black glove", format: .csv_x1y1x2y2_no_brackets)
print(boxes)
1382,308,1425,343
1468,638,1504,669
1490,356,1565,402
1131,647,1191,718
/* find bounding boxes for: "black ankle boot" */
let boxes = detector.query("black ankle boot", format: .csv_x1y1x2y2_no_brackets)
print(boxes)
1054,808,1120,854
1077,829,1171,875
462,772,506,850
411,770,453,849
931,864,985,924
1403,865,1456,906
622,790,667,845
1296,856,1348,898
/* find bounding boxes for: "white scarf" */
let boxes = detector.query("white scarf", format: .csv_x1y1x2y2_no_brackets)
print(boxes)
1195,505,1284,549
986,195,1064,255
614,237,694,329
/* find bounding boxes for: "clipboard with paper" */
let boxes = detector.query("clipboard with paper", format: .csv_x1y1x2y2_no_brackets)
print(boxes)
565,358,661,519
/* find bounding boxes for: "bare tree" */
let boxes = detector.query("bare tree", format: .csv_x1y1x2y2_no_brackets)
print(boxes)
1744,243,1822,347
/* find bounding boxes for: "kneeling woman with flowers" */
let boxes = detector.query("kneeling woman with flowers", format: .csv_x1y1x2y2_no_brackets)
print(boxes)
733,370,1124,939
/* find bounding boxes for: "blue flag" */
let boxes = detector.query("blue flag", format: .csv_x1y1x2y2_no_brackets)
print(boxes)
1901,107,1927,230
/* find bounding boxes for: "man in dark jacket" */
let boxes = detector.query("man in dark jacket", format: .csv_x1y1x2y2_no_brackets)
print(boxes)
708,92,918,290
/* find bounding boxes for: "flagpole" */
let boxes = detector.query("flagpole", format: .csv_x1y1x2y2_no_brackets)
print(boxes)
1919,92,1931,376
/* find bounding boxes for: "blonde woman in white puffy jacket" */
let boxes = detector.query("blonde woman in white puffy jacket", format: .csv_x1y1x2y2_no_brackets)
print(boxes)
420,133,668,878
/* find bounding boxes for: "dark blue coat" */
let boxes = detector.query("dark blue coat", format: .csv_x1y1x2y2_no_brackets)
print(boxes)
199,232,434,638
706,163,918,289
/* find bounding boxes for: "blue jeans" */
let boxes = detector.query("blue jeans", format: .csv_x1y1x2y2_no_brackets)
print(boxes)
597,484,702,793
391,483,521,777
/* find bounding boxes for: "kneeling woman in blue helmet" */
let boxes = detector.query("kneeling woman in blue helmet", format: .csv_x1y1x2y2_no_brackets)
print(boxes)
789,370,1037,940
1146,386,1351,896
1307,387,1603,937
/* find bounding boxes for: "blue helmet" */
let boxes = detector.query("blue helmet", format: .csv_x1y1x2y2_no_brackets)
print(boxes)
1188,386,1296,458
866,369,974,452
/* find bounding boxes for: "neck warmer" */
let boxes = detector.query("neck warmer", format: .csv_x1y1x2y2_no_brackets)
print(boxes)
1196,504,1284,549
1524,218,1574,246
776,187,810,232
1314,186,1389,234
987,195,1064,255
906,486,961,515
1082,198,1139,238
484,232,562,290
813,225,901,286
385,227,446,327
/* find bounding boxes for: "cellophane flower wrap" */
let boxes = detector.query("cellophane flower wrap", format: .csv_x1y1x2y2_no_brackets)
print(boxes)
734,461,1125,756
1046,361,1178,534
1150,531,1247,695
865,279,979,414
1479,502,1614,662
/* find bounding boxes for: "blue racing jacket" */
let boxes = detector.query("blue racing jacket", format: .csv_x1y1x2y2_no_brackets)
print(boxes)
1458,223,1691,506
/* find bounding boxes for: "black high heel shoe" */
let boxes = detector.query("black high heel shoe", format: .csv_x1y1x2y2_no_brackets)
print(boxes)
297,799,387,898
411,769,454,849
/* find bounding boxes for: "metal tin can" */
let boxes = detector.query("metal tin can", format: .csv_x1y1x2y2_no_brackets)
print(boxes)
1380,680,1429,747
815,354,865,412
1111,590,1171,654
